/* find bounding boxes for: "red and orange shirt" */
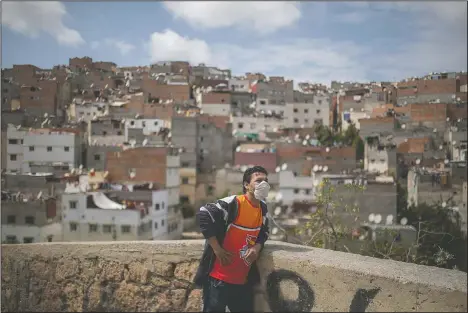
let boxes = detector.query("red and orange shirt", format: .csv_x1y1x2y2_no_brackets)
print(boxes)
210,195,263,285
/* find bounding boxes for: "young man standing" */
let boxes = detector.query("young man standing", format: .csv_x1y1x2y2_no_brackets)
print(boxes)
194,166,270,312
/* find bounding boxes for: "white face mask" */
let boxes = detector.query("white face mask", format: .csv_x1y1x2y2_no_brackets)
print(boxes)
254,181,270,200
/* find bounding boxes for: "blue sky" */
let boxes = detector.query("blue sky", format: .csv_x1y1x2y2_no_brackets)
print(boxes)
2,1,467,84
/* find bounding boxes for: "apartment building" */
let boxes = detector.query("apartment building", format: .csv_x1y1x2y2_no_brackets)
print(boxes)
19,128,83,174
5,124,26,173
444,123,468,162
231,115,286,135
1,194,61,244
68,102,107,122
228,78,250,93
191,63,231,80
60,188,178,241
143,77,191,103
286,101,330,129
1,77,20,111
396,77,461,106
199,91,232,117
124,118,168,145
106,146,180,207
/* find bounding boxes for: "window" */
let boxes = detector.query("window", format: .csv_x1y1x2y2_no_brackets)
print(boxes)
47,146,52,152
64,146,70,152
260,100,266,105
314,119,323,125
94,154,101,161
22,237,33,244
7,215,16,224
117,131,123,136
103,225,112,233
181,162,190,167
154,121,158,126
29,146,34,152
47,236,53,242
8,139,18,144
238,123,244,129
294,189,299,194
9,154,17,161
70,223,78,231
102,131,107,136
280,111,284,115
305,189,311,195
304,109,309,113
316,109,321,114
5,236,17,244
293,108,298,113
318,100,322,105
294,118,299,123
155,203,160,210
270,99,277,105
182,177,189,184
142,121,146,127
370,159,376,163
180,196,190,204
161,219,165,226
121,225,131,233
89,224,98,232
154,222,158,229
200,137,204,142
162,202,165,209
380,159,386,163
69,201,77,209
25,216,35,225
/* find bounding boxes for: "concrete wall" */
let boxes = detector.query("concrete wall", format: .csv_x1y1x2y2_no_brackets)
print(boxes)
1,240,466,312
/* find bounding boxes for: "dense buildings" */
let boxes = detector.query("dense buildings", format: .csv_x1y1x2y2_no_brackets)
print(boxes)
1,57,467,247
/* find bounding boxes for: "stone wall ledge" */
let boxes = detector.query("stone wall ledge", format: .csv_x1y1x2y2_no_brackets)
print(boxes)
2,240,467,312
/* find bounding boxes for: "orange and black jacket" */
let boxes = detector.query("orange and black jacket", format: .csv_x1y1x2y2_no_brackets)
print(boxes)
193,195,270,287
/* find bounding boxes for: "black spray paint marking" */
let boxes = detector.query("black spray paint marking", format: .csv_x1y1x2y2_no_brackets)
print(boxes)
266,269,315,312
266,269,381,312
349,288,381,312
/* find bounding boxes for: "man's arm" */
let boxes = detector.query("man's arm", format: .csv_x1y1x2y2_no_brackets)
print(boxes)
255,211,270,250
197,204,220,239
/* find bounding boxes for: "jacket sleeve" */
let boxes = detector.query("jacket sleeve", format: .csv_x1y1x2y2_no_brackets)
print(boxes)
197,203,223,239
256,210,270,247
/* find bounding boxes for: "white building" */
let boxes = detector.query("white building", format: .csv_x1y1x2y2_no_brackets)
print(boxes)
278,170,316,205
231,116,287,134
286,100,330,129
21,128,82,173
228,78,250,93
60,188,177,242
6,124,26,173
68,102,107,122
124,118,167,140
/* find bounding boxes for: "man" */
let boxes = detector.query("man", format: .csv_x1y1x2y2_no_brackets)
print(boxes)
194,166,270,312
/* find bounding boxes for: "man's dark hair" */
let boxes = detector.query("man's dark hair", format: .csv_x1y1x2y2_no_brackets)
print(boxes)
242,166,268,193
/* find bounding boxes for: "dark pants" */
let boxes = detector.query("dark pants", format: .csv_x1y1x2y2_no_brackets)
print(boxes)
202,276,254,312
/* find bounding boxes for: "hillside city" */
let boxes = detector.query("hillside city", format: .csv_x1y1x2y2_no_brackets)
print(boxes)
1,59,467,271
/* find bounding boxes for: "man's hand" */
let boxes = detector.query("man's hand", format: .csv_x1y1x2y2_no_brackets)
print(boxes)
213,247,233,266
244,243,262,264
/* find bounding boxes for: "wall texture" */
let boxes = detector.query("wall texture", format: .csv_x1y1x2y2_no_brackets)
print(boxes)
1,240,466,312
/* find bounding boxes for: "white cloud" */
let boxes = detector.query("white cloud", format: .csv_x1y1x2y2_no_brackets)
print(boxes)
148,29,212,65
104,39,136,56
150,2,466,85
163,1,301,34
2,1,85,47
148,29,368,84
89,39,135,56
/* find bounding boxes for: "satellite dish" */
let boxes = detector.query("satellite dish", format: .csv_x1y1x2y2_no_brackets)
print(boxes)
374,214,382,224
323,166,328,172
385,214,394,225
313,180,319,187
275,166,280,173
36,191,43,200
274,207,282,215
368,213,375,222
444,159,449,164
415,158,421,165
433,128,437,133
142,138,148,146
272,227,279,235
129,171,136,179
275,193,283,201
79,164,83,170
281,163,288,170
236,146,241,152
302,140,307,146
400,217,408,225
442,201,447,208
313,164,319,172
325,147,330,153
401,124,406,129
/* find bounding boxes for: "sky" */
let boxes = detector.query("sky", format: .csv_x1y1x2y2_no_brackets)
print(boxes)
2,1,467,84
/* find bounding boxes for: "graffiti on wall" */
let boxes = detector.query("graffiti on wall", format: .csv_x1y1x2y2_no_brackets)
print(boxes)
265,269,381,312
